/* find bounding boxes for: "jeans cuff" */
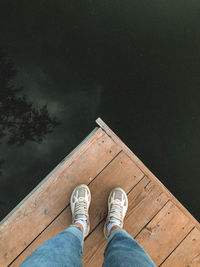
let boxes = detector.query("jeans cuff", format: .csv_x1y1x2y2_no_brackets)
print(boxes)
64,225,84,246
108,228,131,241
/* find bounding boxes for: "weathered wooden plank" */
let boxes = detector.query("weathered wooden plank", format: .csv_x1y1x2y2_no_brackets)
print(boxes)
124,178,169,236
83,177,169,267
135,201,195,266
4,118,199,267
10,151,144,266
10,209,72,267
161,227,200,267
83,221,106,267
89,151,144,230
96,118,200,231
0,128,121,267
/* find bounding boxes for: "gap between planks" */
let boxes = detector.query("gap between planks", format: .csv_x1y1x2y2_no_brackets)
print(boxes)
1,128,121,267
96,118,200,231
9,149,145,266
8,150,122,266
83,176,169,266
160,227,200,267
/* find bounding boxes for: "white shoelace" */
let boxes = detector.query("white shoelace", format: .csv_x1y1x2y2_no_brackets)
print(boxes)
74,200,88,217
109,203,123,223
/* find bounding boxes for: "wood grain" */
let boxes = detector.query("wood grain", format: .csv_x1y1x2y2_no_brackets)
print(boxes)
89,151,144,231
83,221,106,267
0,128,121,267
124,178,169,236
10,151,144,266
83,177,169,267
3,119,200,267
135,201,195,266
10,209,72,267
96,118,200,231
161,227,200,267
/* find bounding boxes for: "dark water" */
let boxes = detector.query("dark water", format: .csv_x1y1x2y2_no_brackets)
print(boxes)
0,0,200,222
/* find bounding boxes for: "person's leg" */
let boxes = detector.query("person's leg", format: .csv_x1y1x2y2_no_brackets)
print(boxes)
20,225,84,267
103,228,155,267
20,184,91,267
103,188,156,267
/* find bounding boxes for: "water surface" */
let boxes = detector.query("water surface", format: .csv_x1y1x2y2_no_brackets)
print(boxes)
0,0,199,221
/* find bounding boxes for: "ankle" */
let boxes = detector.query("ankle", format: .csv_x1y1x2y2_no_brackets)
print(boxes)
110,224,120,233
107,222,121,236
74,219,87,233
74,222,84,232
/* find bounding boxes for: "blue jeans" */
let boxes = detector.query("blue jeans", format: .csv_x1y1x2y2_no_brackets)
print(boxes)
20,225,155,267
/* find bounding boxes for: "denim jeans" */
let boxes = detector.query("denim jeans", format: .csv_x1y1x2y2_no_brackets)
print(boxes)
20,225,155,267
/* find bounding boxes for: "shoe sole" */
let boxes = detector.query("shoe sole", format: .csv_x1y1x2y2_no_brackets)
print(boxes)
70,184,91,238
104,187,128,239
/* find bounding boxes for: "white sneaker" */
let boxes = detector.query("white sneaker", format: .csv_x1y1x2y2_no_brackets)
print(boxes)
104,188,128,238
70,184,91,237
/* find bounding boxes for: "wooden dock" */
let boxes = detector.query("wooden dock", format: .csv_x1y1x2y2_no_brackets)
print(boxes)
0,118,200,267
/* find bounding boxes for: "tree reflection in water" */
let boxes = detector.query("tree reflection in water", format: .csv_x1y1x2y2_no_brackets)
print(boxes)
0,49,60,174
